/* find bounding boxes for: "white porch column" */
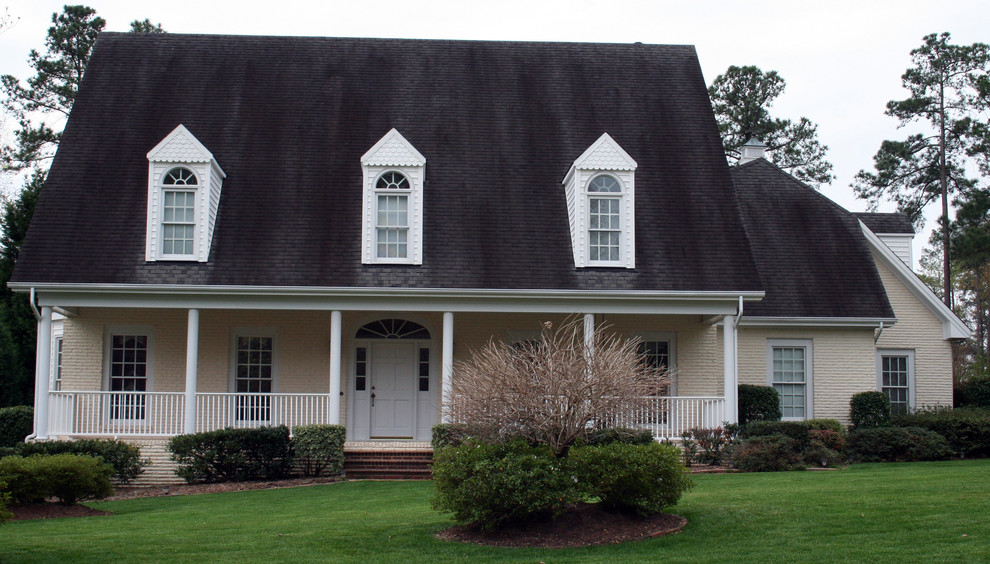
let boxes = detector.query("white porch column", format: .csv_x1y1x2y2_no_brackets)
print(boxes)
441,311,454,423
329,310,342,424
184,308,199,434
33,306,53,440
583,313,595,356
722,316,739,424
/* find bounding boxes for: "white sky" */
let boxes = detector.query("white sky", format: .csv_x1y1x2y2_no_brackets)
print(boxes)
2,0,989,268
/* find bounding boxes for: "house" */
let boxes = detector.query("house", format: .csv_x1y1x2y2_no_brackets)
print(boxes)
10,35,967,458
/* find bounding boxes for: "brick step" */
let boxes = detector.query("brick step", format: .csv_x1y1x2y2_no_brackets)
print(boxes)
343,450,432,480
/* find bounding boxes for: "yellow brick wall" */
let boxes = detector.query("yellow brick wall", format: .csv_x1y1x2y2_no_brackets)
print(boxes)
873,252,954,407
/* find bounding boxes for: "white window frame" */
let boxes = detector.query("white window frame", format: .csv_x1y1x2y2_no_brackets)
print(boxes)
587,174,625,266
373,172,412,261
877,349,915,416
50,319,64,392
634,331,677,395
229,328,279,394
103,326,154,422
767,339,813,420
360,129,425,265
159,168,199,259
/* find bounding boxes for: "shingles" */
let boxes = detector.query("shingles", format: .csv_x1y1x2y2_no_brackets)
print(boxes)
731,160,895,319
13,34,762,293
853,213,915,235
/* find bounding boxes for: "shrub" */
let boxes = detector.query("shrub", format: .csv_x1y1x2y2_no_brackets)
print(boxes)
738,385,781,425
955,358,990,408
292,424,345,477
808,429,844,452
742,420,811,447
0,482,10,524
585,427,655,446
805,418,845,435
431,423,475,449
169,426,293,483
431,440,579,530
0,406,33,448
15,439,145,483
0,454,114,505
731,435,804,472
893,407,990,458
569,442,691,515
681,427,732,466
803,440,845,468
850,391,891,429
846,426,953,462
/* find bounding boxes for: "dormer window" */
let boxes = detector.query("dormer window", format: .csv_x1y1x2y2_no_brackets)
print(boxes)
145,125,225,262
563,133,637,268
361,129,425,265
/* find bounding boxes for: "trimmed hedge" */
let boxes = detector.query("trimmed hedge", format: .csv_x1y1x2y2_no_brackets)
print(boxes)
584,427,655,446
14,439,145,483
293,424,345,477
0,406,33,448
846,426,953,462
805,418,845,435
850,391,891,429
569,442,691,515
742,420,811,447
732,434,804,472
431,440,578,530
169,426,293,483
738,385,781,425
892,407,990,458
0,454,115,505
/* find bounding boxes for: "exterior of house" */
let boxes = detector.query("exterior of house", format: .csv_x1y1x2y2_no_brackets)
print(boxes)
10,34,968,452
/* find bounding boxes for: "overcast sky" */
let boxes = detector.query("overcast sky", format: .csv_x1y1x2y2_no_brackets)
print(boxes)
2,0,989,268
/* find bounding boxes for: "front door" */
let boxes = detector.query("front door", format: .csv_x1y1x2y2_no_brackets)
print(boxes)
369,342,416,439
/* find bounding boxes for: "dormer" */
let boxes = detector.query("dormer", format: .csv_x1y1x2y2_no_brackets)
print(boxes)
562,133,637,268
360,129,426,265
145,125,226,262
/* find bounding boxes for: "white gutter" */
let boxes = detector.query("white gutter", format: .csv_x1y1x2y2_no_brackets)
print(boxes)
28,287,40,321
734,295,743,327
875,321,885,344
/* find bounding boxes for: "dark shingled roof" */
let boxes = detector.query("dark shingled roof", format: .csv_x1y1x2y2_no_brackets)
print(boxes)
732,159,895,319
13,33,763,292
853,212,915,235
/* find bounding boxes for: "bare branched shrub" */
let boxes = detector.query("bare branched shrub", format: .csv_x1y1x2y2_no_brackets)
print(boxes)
445,317,669,456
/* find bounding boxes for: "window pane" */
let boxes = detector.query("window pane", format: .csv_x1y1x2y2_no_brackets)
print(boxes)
235,334,274,421
588,176,620,193
772,347,806,417
109,334,149,419
881,354,910,416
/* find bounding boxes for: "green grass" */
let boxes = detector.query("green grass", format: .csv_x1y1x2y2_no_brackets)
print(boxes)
1,460,988,563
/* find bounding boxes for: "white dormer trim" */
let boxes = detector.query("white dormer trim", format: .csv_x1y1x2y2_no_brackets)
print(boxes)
146,125,226,262
859,221,970,340
563,133,637,269
360,129,426,265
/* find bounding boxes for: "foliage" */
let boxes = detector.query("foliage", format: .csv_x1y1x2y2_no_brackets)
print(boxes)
853,32,990,307
805,418,845,434
955,361,990,407
169,426,293,483
128,18,165,33
742,420,811,447
0,481,10,525
731,435,804,472
431,440,579,530
569,442,691,515
0,405,32,447
708,65,834,187
850,391,891,429
431,423,474,449
846,426,953,462
681,427,732,466
0,453,114,504
583,426,655,446
893,406,990,458
949,189,990,355
14,438,145,483
445,318,668,456
292,424,345,477
808,429,845,453
737,384,782,424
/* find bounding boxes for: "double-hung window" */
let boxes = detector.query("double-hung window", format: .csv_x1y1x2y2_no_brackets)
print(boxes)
877,350,914,417
767,339,813,420
588,175,622,263
233,332,276,423
161,167,197,256
375,172,410,259
108,333,151,420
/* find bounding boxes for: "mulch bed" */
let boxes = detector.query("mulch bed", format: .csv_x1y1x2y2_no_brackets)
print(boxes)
436,503,686,548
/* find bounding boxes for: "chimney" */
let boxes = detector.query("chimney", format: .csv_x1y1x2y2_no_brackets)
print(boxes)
738,138,766,164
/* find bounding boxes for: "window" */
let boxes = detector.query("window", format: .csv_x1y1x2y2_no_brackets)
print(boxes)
361,129,426,265
635,333,676,396
588,175,622,263
375,172,410,259
562,133,637,268
877,350,914,417
161,168,197,256
53,337,63,391
146,124,226,262
108,333,150,420
418,347,430,392
234,334,275,421
767,339,813,420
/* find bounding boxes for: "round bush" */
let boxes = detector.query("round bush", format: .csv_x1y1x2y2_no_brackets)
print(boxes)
738,385,781,425
850,391,891,429
0,454,115,505
431,441,579,530
0,406,33,448
569,442,691,515
846,426,953,462
731,435,803,472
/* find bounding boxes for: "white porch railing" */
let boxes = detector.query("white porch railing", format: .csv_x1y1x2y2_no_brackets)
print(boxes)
47,392,724,440
610,396,727,440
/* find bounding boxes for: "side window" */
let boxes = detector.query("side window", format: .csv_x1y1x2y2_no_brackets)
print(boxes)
877,350,914,417
767,339,813,420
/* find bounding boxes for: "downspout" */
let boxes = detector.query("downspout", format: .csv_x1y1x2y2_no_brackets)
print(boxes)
734,295,744,327
25,288,40,441
874,321,885,344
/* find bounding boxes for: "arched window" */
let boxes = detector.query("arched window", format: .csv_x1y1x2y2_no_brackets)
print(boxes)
375,172,411,259
161,167,198,255
587,174,622,263
355,319,430,339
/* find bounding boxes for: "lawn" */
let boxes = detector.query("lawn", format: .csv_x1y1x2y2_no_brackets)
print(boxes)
1,460,987,563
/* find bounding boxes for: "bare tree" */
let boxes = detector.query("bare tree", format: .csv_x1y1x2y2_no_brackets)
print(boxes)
445,317,669,456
